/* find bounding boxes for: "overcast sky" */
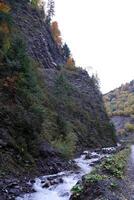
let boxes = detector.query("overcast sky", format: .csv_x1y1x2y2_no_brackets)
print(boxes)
53,0,134,93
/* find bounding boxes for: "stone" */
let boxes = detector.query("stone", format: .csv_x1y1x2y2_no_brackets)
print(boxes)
42,180,51,188
9,188,20,196
39,141,60,158
85,152,100,160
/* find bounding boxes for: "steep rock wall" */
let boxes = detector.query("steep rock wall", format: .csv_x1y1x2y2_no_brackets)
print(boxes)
11,0,66,68
0,0,116,178
9,0,116,149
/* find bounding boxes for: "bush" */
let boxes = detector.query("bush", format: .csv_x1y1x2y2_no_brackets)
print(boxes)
52,132,76,159
125,123,134,132
85,173,107,183
65,57,75,71
31,0,40,8
101,147,130,178
71,184,83,197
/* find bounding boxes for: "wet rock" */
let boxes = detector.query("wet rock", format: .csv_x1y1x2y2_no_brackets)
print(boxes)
102,147,116,154
59,178,64,184
42,177,64,188
83,151,89,155
9,188,20,196
30,179,36,184
62,192,70,197
90,160,101,166
85,152,100,159
42,180,51,188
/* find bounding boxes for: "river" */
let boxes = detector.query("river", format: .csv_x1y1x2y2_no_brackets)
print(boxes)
16,149,113,200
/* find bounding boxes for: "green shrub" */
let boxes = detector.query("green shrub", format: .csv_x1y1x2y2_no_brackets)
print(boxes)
31,0,40,8
125,123,134,132
85,173,107,183
52,132,76,159
101,147,130,178
110,181,118,189
71,184,83,197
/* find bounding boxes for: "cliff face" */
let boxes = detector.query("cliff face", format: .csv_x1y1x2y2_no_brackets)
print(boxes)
10,0,116,148
11,0,66,68
0,0,116,179
43,68,116,149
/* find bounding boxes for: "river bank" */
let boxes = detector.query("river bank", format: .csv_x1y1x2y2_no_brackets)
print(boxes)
1,145,130,200
71,145,132,200
11,147,117,200
0,155,77,200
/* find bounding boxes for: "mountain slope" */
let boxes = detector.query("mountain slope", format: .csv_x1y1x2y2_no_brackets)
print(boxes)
104,80,134,116
103,80,134,135
0,0,116,182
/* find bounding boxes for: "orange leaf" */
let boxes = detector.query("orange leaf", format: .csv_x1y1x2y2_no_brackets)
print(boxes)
0,22,10,33
0,2,10,13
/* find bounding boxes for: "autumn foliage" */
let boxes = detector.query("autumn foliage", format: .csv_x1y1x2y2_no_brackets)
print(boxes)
0,21,9,33
0,1,11,52
104,80,134,116
65,56,75,70
0,1,11,13
51,21,62,45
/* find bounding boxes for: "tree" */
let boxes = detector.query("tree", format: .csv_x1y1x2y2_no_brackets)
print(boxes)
0,1,10,13
51,21,62,45
0,1,11,52
63,43,71,59
47,0,55,22
65,56,75,70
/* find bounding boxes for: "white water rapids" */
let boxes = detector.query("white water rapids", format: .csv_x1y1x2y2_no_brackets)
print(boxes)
16,150,112,200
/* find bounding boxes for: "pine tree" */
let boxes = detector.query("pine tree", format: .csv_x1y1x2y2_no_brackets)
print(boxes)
63,43,71,59
47,0,55,23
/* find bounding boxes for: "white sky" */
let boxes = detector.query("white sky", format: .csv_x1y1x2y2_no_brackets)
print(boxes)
53,0,134,93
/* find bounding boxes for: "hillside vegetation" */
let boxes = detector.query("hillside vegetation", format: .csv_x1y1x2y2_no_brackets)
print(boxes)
0,0,116,179
71,147,131,200
104,80,134,117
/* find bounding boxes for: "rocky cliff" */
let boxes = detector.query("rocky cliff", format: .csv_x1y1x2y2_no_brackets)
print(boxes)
0,0,116,183
11,0,66,68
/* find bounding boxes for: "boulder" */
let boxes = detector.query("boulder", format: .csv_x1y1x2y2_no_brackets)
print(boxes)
102,147,116,154
42,177,63,188
39,141,60,158
85,152,100,160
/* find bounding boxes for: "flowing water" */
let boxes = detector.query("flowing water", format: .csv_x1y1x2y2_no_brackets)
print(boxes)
16,151,111,200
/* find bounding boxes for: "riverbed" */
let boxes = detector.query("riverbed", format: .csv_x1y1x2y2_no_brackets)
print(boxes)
16,150,112,200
